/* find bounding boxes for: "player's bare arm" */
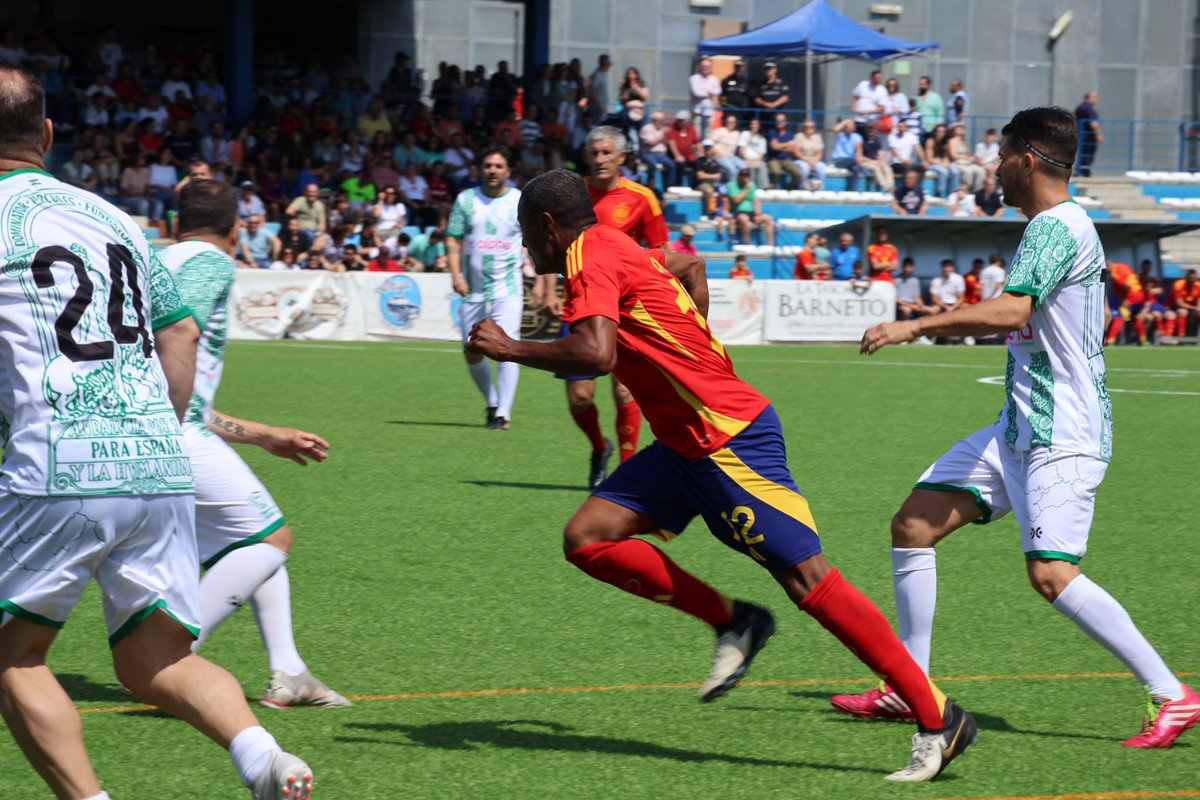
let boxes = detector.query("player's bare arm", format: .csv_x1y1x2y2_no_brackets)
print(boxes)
862,291,1034,354
446,235,468,296
208,409,330,466
467,314,616,375
153,315,200,421
662,251,710,317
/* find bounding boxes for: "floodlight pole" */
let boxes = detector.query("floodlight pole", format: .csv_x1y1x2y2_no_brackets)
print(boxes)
806,41,814,123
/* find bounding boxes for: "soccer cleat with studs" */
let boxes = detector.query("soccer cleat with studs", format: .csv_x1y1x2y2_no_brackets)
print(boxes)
261,669,352,708
698,600,776,703
830,681,917,721
250,750,313,800
588,438,614,490
885,698,977,782
1121,683,1200,748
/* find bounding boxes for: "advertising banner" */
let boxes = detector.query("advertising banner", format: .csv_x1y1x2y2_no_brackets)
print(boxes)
229,271,356,340
763,280,896,342
706,279,766,345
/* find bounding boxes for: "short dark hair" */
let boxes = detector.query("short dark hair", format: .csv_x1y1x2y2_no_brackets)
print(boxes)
519,169,597,231
902,256,915,266
479,146,513,167
941,259,956,268
178,179,237,236
1001,107,1077,176
0,61,45,157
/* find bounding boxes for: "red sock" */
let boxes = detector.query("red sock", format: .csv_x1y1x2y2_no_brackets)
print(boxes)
566,539,732,626
1179,315,1190,337
1156,317,1169,337
615,400,642,463
1106,316,1124,344
571,403,607,452
1133,318,1146,341
800,568,947,730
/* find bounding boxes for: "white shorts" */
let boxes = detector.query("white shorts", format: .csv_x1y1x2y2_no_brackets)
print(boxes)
0,492,201,644
185,427,285,569
916,423,1108,563
459,294,523,343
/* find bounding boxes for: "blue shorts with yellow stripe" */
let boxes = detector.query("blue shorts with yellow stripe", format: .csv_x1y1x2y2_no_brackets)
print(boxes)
594,404,822,570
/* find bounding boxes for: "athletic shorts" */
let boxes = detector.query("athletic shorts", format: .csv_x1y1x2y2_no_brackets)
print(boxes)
554,321,598,381
185,427,285,569
915,423,1108,563
594,405,822,570
0,492,201,645
460,294,523,345
1149,302,1169,314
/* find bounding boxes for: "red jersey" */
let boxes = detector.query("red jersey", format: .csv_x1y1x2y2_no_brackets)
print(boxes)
563,226,769,459
866,243,898,277
588,178,670,247
1172,278,1200,305
963,271,981,303
1110,261,1146,305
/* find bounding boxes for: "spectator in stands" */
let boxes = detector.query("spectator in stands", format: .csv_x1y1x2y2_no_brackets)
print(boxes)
278,216,312,259
980,254,1007,300
408,228,448,271
164,118,199,166
974,175,1003,217
160,65,192,102
852,69,888,135
671,224,698,255
371,153,401,191
118,151,154,220
895,257,933,325
693,139,724,207
738,117,770,192
752,61,789,121
830,232,860,280
148,147,177,215
795,232,832,279
587,55,613,120
948,180,977,217
444,131,475,185
339,129,367,174
975,128,1000,172
728,168,774,247
237,180,266,221
721,60,751,112
84,92,110,127
665,109,700,187
915,76,945,136
904,97,922,135
892,168,928,215
287,183,327,235
948,122,985,191
766,112,801,189
710,113,746,180
689,57,721,134
1075,90,1102,177
947,79,968,123
619,67,649,106
269,246,301,271
859,120,894,192
237,215,280,268
963,258,984,305
399,162,437,228
867,226,900,280
1137,260,1175,341
930,259,965,314
373,185,408,241
885,77,909,119
195,68,227,113
1171,269,1200,336
357,99,392,139
729,253,754,280
340,166,377,216
366,242,403,272
200,120,231,167
62,147,97,192
639,109,675,192
793,118,826,190
340,243,367,272
426,162,455,227
137,93,169,133
831,118,869,192
886,118,924,176
392,132,427,172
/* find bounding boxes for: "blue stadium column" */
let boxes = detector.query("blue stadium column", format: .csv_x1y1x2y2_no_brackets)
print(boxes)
225,0,255,126
523,0,550,89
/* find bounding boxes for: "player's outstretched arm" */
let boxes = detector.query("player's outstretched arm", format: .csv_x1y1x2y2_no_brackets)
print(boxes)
208,409,330,466
662,252,710,317
154,315,200,421
861,290,1034,355
467,315,616,374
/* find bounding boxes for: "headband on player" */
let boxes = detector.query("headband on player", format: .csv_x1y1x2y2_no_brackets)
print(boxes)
1014,134,1074,170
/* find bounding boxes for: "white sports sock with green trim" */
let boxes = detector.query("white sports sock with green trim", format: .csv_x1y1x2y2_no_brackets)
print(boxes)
193,543,288,651
1052,574,1183,700
467,359,497,407
251,565,308,675
495,360,519,420
229,725,278,786
891,547,936,674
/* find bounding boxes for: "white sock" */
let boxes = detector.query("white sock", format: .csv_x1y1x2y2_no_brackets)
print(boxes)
192,543,288,651
229,725,278,786
84,793,111,800
891,547,937,674
467,359,497,407
251,566,308,675
495,360,519,420
1052,574,1183,700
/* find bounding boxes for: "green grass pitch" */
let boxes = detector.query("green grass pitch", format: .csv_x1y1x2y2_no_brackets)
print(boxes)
3,340,1197,799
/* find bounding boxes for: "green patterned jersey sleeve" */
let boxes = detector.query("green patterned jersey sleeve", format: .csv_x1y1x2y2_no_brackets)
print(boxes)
171,251,236,335
446,191,470,238
1004,214,1078,308
147,248,194,329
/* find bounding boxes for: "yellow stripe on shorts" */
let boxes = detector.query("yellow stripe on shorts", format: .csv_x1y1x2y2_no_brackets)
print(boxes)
709,448,819,532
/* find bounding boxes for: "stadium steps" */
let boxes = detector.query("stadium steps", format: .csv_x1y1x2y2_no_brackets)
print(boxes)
1074,176,1175,220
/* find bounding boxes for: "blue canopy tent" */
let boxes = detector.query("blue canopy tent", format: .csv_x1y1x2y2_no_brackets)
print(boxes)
697,0,938,119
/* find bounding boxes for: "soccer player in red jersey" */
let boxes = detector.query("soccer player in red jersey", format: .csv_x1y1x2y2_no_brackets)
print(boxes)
1171,269,1200,337
1106,259,1148,344
466,169,978,781
962,259,984,304
545,126,671,489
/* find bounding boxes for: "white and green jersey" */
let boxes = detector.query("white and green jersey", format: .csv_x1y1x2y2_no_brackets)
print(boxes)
446,186,523,302
1000,199,1112,460
160,241,235,436
0,168,194,496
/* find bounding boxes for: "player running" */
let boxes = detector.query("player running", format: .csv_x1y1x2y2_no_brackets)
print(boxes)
844,107,1199,747
467,169,978,781
163,179,350,709
540,126,670,488
447,147,524,430
0,64,312,799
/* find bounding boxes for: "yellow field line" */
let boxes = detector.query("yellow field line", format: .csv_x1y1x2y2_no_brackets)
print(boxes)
76,669,1199,715
928,791,1200,800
